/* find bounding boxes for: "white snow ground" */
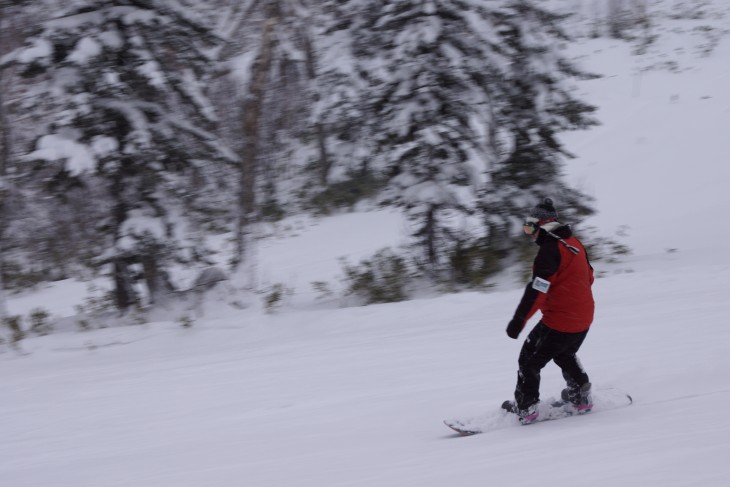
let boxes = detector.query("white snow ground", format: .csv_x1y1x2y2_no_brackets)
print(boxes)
3,4,730,487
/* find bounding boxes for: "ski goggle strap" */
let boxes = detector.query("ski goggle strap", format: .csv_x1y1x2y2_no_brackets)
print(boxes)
544,229,581,255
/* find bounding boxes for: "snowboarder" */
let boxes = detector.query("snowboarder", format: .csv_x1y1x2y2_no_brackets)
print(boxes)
504,198,595,424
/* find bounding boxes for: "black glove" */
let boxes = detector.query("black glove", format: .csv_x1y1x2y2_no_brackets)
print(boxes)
506,317,524,339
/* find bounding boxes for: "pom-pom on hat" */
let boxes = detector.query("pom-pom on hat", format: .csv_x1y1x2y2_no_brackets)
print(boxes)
530,198,559,223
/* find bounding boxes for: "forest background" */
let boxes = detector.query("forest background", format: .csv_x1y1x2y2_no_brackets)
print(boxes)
0,0,707,331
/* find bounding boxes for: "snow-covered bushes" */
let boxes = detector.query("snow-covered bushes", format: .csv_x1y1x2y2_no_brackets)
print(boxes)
447,242,502,288
341,248,412,305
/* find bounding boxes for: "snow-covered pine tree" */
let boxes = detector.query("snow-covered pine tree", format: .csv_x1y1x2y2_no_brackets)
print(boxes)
0,0,42,313
336,0,507,276
328,0,597,282
3,0,233,309
306,0,384,212
480,0,598,250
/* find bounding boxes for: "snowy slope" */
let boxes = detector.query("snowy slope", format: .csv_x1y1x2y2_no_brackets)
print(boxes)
3,249,729,487
559,1,730,256
3,3,730,487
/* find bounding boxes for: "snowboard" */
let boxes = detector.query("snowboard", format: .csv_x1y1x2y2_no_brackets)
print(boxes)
444,388,633,436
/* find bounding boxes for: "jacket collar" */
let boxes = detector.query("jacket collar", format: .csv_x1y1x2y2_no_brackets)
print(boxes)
536,222,572,245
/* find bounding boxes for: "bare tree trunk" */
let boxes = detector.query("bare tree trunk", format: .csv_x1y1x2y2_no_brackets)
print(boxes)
607,0,627,39
424,205,437,269
113,258,137,311
299,16,331,186
0,87,8,319
141,252,173,306
0,3,12,320
110,177,138,310
232,2,279,270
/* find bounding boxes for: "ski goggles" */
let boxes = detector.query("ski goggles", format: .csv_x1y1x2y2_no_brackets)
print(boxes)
523,217,539,235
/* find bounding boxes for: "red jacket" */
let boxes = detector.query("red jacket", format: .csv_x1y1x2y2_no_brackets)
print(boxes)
512,225,594,333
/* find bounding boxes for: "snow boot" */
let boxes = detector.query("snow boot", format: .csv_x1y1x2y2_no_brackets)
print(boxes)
561,382,593,413
502,400,539,425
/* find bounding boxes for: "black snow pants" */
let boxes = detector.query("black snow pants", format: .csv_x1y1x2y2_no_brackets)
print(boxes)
514,321,590,410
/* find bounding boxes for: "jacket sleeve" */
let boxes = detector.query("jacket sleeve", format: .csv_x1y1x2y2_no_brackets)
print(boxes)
510,241,561,329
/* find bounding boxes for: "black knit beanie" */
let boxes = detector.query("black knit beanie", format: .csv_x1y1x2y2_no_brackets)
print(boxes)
530,198,558,223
